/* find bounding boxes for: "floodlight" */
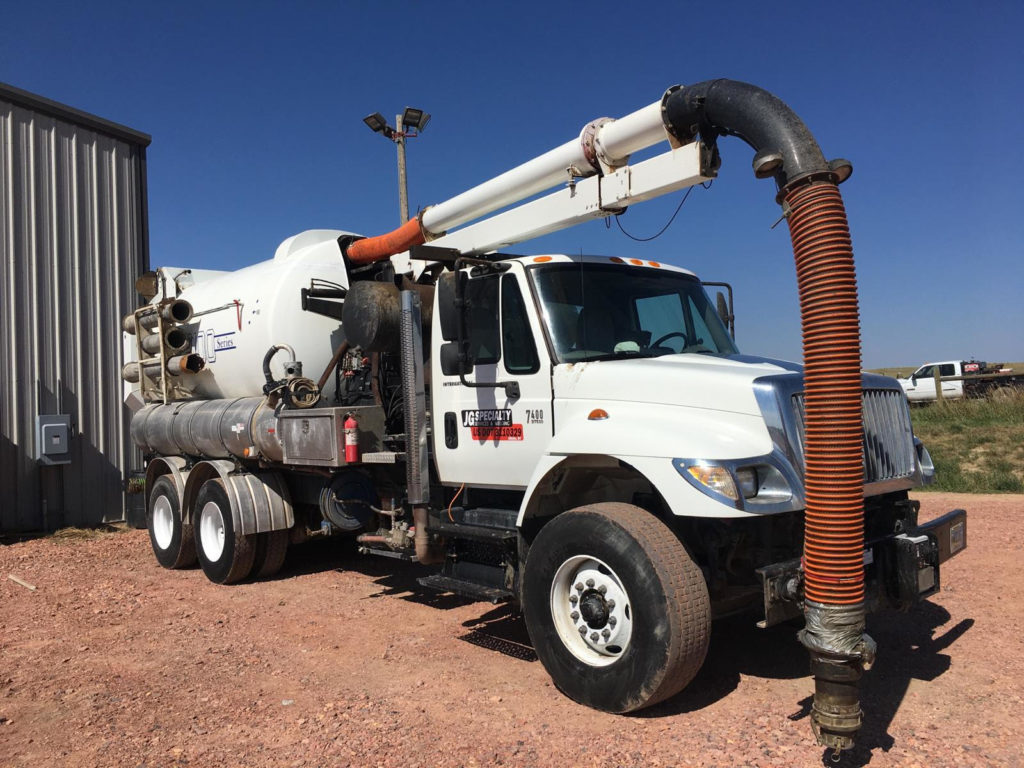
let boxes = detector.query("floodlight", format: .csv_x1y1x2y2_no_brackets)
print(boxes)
363,112,391,135
401,107,431,132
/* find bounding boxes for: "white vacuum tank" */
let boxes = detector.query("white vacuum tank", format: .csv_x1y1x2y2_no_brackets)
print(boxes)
153,230,357,401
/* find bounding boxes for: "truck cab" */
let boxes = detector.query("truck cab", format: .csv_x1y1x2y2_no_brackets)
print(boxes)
430,252,934,519
899,361,963,402
431,255,744,492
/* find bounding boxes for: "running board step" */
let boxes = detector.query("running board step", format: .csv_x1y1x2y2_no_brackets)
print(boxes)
426,520,517,543
417,574,514,603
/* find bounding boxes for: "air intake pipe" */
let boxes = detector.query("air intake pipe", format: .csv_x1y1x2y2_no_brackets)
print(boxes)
663,80,868,754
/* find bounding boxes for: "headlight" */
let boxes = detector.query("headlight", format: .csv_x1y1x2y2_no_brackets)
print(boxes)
674,453,801,512
685,465,740,500
734,467,758,498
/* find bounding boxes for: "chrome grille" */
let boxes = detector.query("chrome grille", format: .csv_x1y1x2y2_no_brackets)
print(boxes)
791,389,916,483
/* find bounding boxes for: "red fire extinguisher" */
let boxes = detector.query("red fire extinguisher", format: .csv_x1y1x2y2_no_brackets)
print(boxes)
344,414,359,464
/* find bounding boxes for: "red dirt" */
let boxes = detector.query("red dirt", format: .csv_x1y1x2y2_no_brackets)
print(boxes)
1,493,1020,768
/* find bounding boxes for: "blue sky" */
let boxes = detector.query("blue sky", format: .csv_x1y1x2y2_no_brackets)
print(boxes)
4,0,1022,368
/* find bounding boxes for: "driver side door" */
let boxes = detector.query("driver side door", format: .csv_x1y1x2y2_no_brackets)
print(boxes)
431,270,553,489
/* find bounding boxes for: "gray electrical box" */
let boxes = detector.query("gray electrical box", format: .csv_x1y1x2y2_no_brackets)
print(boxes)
36,414,72,465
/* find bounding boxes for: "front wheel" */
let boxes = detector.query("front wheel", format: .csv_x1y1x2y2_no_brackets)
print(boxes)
523,503,710,713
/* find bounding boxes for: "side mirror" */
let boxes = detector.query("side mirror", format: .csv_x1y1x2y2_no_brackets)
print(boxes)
437,271,466,342
440,341,472,376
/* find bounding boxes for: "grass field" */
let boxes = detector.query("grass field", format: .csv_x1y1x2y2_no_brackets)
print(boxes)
908,391,1024,493
863,362,1023,493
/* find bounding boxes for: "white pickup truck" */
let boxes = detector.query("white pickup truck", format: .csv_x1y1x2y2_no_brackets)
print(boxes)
898,360,1021,402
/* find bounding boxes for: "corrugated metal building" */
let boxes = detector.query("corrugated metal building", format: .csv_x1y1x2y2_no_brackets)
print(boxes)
1,82,150,533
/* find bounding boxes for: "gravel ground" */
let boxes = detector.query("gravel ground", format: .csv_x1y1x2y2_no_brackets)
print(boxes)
1,493,1020,768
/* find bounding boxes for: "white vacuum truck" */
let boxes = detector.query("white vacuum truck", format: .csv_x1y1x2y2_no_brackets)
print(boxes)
124,80,967,754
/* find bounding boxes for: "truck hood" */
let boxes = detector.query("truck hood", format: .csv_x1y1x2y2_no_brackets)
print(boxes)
552,354,801,416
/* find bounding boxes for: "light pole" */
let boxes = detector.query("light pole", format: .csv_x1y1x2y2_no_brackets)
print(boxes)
362,107,431,225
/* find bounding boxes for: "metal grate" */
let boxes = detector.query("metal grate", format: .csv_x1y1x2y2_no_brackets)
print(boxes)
791,389,916,483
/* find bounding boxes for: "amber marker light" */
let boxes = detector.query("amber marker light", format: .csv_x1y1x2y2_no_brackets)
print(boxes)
533,256,553,263
588,409,610,420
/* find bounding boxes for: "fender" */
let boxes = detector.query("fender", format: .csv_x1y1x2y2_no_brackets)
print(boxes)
517,402,776,526
145,456,189,506
183,460,294,535
182,460,236,526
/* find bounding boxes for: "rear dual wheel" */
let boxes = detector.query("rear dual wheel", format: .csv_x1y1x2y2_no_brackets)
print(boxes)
194,478,289,584
147,476,196,569
523,503,710,713
194,479,255,584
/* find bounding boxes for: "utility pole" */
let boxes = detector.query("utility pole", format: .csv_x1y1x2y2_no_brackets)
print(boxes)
395,113,409,224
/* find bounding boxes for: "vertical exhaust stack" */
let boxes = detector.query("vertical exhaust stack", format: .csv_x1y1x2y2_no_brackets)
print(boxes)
663,79,868,754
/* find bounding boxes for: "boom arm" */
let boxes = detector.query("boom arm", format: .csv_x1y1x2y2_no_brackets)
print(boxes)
429,141,713,257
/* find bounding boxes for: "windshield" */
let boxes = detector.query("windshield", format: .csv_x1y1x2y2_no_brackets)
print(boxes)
529,263,739,363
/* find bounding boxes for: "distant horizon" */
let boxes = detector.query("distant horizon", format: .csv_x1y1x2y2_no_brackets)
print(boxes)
3,0,1021,369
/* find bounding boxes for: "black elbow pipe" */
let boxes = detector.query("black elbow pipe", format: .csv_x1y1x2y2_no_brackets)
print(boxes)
661,79,851,198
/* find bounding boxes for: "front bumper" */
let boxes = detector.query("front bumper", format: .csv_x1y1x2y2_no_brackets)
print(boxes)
757,508,967,628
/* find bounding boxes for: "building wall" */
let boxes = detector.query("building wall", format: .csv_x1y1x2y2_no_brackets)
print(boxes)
0,84,150,532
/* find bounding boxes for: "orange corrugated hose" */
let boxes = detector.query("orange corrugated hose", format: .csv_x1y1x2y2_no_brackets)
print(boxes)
786,182,865,606
346,218,425,264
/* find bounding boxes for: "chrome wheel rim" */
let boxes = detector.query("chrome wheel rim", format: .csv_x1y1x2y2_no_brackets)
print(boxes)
549,555,633,666
152,495,175,550
199,501,226,561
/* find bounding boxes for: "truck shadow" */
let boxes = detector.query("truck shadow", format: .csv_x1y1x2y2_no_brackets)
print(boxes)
278,537,480,610
278,541,973,764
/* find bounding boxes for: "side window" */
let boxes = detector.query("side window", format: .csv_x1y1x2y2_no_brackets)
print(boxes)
939,364,955,377
916,365,933,378
502,275,539,374
466,275,500,365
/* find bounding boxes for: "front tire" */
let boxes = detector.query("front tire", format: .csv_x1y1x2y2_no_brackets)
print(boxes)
523,503,710,713
147,476,196,569
194,478,256,584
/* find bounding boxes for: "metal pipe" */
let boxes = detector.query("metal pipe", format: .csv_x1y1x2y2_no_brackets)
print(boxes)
121,353,205,383
412,505,441,565
317,340,351,390
122,299,194,334
140,327,190,355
